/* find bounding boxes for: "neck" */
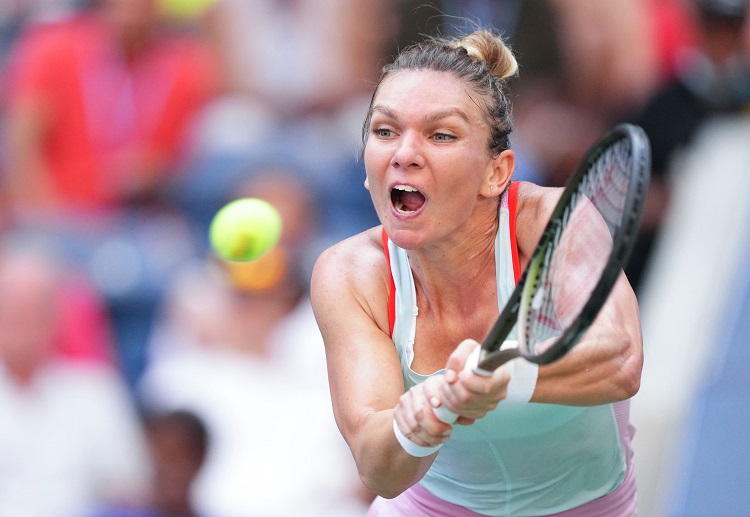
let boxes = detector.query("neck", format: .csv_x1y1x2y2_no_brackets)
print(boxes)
408,213,499,316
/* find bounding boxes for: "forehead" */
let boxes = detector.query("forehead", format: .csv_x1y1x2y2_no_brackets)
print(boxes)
374,69,487,123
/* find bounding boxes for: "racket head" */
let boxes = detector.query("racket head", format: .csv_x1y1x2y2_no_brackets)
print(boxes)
478,123,650,370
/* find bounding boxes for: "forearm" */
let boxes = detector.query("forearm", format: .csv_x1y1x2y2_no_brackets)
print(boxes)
531,331,642,406
534,307,642,405
531,272,643,406
348,408,437,498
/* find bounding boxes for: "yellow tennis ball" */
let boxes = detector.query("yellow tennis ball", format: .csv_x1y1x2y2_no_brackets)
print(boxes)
158,0,217,19
209,198,282,262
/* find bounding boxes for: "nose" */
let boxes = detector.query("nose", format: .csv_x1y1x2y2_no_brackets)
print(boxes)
390,132,424,170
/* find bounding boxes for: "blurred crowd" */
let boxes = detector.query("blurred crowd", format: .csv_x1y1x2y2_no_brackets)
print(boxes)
0,0,748,516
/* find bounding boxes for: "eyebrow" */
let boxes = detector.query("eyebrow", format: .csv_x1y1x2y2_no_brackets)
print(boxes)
371,105,471,125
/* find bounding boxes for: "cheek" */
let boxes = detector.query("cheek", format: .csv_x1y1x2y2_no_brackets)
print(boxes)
364,142,384,167
363,147,392,218
363,145,389,190
440,154,486,193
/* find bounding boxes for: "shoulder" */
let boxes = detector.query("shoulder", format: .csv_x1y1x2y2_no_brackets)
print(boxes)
311,227,391,335
8,17,80,62
515,181,561,219
514,181,563,261
5,15,95,85
312,227,387,284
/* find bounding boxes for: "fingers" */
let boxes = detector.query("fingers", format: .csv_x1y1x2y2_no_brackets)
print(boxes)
440,350,513,422
443,339,481,384
394,381,453,448
442,339,484,412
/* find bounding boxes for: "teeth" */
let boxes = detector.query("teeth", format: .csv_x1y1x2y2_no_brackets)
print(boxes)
393,185,418,192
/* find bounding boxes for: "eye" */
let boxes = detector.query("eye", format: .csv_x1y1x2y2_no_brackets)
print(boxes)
433,132,456,142
372,127,394,138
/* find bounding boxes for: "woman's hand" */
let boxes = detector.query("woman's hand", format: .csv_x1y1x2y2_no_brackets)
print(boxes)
393,375,453,448
438,339,512,425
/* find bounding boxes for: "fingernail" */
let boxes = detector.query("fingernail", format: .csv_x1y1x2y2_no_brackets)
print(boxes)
445,369,456,382
430,397,440,408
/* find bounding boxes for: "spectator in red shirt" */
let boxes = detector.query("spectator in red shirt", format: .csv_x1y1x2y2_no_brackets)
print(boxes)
2,0,219,217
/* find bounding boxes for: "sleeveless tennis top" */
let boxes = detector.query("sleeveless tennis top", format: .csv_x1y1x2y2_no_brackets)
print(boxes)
381,183,636,516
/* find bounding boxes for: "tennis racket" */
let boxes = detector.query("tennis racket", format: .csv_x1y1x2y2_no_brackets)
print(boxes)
434,122,651,424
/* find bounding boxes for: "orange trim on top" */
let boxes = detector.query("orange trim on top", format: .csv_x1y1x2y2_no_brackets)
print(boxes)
381,228,396,337
508,182,521,285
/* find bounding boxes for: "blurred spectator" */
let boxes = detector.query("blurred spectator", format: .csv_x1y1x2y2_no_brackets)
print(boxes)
139,170,370,517
198,0,397,164
90,409,210,517
0,238,151,517
1,0,216,216
2,0,218,216
510,0,664,190
203,0,395,118
0,0,221,387
649,0,701,81
549,0,662,120
183,0,394,251
632,0,750,291
438,0,524,40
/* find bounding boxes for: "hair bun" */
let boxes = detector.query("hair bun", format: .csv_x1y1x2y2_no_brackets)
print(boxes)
451,29,518,80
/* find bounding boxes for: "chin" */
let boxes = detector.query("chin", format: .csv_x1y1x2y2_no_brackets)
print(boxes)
384,225,427,250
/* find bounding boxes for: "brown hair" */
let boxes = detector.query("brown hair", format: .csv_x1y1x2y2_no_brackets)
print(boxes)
362,29,518,155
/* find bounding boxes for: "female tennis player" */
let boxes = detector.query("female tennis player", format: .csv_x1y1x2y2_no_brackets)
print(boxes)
310,28,643,516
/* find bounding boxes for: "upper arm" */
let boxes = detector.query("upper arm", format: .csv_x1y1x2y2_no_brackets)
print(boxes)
310,232,406,447
514,183,643,405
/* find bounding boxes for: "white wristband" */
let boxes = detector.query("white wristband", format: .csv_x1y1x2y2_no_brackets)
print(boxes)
499,341,538,405
392,419,443,457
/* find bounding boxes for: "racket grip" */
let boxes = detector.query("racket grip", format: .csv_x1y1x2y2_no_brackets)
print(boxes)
433,404,458,424
432,346,483,424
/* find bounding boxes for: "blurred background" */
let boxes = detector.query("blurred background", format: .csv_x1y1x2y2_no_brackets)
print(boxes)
0,0,748,516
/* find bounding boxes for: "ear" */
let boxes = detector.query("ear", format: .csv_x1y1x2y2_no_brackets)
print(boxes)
482,150,515,197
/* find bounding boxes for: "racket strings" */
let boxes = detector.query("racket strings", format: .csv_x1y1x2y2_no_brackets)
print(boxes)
584,141,631,235
522,138,634,356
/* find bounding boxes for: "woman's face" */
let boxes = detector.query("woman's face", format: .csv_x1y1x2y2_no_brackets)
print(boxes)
364,70,501,250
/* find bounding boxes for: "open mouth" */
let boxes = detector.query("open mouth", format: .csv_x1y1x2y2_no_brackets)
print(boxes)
391,185,426,213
